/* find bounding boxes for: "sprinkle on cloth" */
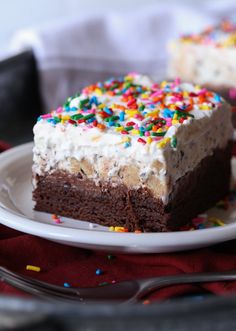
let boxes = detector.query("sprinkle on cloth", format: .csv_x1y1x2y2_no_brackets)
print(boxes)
99,282,109,286
180,19,236,48
37,73,222,150
63,282,71,288
143,299,151,305
26,265,41,272
95,268,103,275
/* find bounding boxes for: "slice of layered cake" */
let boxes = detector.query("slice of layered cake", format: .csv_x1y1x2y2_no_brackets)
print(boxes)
32,73,233,232
168,20,236,106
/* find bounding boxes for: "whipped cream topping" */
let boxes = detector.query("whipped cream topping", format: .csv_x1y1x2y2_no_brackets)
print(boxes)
168,20,236,87
180,20,236,48
33,73,233,202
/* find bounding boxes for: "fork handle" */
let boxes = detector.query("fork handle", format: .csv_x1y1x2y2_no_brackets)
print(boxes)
136,270,236,299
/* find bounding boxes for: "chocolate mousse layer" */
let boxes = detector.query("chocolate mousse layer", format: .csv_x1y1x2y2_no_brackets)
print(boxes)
33,142,232,232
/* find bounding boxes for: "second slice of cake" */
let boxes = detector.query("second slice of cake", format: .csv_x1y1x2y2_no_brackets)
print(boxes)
33,73,233,232
167,20,236,105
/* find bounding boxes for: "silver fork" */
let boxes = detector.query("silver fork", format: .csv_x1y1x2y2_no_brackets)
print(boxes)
1,266,236,303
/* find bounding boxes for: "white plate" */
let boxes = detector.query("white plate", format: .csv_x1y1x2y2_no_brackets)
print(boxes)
1,142,236,253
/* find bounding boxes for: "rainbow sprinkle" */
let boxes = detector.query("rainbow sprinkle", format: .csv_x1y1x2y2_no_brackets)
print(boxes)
63,282,71,288
142,299,151,305
180,215,225,231
180,19,236,48
216,188,236,210
51,214,62,224
96,268,103,275
37,73,221,150
26,265,41,272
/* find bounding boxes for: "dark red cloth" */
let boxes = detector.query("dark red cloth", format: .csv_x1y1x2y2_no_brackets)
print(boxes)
1,143,236,301
0,141,11,153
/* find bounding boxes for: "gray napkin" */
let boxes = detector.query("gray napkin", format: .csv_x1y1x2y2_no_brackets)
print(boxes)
10,1,235,110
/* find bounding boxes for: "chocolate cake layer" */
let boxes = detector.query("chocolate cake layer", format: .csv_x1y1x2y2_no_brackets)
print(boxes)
33,142,232,232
